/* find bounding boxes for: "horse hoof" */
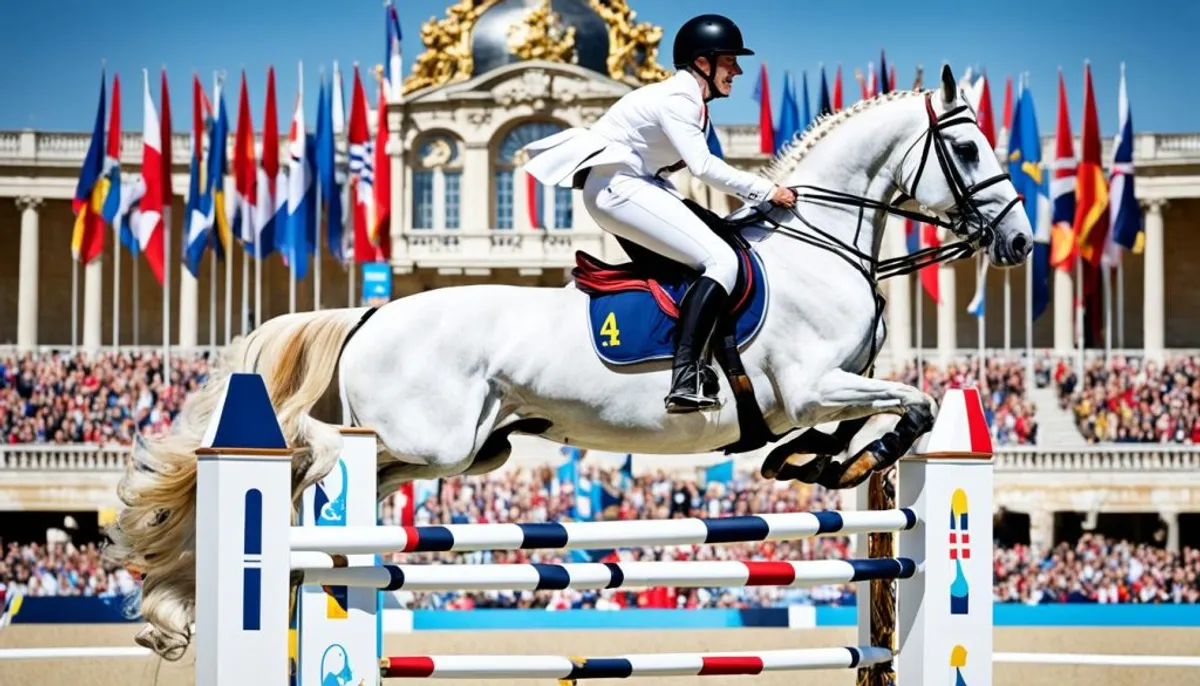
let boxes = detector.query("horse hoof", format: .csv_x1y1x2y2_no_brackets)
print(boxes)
776,453,833,484
835,433,902,489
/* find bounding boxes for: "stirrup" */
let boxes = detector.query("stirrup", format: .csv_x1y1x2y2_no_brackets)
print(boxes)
665,364,722,413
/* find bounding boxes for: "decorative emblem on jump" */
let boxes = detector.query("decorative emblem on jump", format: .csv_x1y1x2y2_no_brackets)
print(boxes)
950,644,968,686
949,488,970,615
319,644,360,686
242,488,264,631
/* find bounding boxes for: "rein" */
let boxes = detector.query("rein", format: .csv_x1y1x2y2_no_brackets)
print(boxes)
728,90,1022,373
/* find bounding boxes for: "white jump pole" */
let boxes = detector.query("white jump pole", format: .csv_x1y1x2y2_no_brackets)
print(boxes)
295,427,380,686
896,387,995,685
194,373,294,686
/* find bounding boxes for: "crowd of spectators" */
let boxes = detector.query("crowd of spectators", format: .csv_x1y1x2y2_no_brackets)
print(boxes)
1054,355,1200,444
0,351,209,446
887,356,1038,445
7,466,1195,609
0,351,1039,447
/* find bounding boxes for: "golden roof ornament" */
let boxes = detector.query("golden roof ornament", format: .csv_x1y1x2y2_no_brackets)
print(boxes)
507,0,578,63
402,0,670,96
586,0,670,85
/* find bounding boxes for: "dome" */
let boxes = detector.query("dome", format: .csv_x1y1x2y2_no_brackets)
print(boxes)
470,0,610,78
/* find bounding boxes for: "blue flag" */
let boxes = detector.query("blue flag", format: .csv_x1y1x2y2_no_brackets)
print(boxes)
775,72,800,155
316,74,344,262
1009,79,1051,321
1109,64,1142,252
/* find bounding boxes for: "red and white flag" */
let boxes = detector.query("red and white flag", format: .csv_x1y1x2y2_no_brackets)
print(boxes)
137,68,165,284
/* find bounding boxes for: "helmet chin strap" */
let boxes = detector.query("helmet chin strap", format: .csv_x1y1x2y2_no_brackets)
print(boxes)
689,56,726,101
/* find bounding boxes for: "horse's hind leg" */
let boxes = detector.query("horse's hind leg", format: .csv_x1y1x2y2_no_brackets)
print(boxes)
760,417,870,484
819,405,934,489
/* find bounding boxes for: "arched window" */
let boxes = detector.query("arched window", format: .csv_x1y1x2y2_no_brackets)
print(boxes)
494,121,574,230
411,133,463,230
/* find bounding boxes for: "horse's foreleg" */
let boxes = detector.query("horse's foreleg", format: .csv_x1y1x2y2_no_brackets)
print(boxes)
778,370,937,489
760,417,870,483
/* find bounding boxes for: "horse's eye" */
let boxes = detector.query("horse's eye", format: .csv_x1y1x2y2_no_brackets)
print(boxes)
953,141,979,163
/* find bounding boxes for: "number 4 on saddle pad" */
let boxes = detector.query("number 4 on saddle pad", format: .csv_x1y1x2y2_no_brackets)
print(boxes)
571,245,770,366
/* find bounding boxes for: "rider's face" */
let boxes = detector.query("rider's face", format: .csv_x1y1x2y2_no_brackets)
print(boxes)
698,55,743,97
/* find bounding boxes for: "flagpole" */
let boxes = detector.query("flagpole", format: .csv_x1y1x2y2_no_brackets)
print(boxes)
225,201,233,343
976,252,985,366
241,234,250,335
133,245,139,345
72,257,79,352
1103,265,1112,361
255,231,262,330
1080,253,1089,381
1117,261,1125,350
1007,270,1015,356
113,224,121,349
164,204,172,375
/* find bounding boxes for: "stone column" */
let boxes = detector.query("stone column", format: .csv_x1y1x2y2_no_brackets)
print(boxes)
461,143,490,230
15,196,42,352
1053,267,1074,353
885,218,912,372
82,255,103,352
1029,508,1054,552
1142,198,1167,362
178,266,199,349
936,230,957,365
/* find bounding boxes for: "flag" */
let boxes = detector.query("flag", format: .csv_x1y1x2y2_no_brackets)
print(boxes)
331,61,350,261
183,74,209,277
774,72,799,155
1049,69,1078,271
72,70,108,265
799,72,811,129
1009,77,1051,321
1108,63,1142,255
384,0,403,100
254,66,282,260
206,79,233,261
371,69,391,248
285,78,317,280
231,71,258,256
878,51,890,95
975,72,996,150
817,66,832,117
138,69,165,284
1000,76,1013,142
316,70,345,260
160,69,173,208
349,65,384,263
752,63,774,155
906,220,939,302
98,74,129,250
1073,63,1110,266
833,65,843,111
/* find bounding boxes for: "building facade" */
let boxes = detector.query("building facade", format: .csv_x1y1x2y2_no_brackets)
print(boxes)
1,0,1198,360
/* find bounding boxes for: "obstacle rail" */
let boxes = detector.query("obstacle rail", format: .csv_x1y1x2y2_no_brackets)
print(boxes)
192,373,996,685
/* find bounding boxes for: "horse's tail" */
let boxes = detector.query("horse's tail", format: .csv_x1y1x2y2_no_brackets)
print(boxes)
104,307,371,662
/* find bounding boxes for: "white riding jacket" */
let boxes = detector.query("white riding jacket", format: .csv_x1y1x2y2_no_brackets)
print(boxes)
522,71,776,204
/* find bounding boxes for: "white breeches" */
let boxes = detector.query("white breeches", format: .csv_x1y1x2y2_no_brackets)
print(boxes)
582,168,739,292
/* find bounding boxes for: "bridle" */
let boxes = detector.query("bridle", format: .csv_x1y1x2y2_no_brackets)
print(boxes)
729,89,1023,371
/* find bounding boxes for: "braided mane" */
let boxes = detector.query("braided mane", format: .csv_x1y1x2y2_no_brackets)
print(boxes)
760,88,930,185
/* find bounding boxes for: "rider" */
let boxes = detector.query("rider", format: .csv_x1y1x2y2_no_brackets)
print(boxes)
523,14,797,414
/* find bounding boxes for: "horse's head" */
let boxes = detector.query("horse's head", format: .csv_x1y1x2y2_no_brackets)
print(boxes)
894,64,1033,268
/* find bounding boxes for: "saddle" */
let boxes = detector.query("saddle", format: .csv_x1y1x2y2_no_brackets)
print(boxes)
571,198,783,454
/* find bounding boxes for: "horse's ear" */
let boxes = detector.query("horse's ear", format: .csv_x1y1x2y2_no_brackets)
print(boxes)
940,64,957,106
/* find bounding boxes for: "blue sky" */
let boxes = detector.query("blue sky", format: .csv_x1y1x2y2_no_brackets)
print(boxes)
2,0,1196,136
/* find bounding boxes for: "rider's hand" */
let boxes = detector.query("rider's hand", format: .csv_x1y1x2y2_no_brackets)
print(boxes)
771,185,797,208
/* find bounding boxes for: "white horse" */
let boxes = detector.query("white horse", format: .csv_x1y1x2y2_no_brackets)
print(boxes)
106,65,1031,660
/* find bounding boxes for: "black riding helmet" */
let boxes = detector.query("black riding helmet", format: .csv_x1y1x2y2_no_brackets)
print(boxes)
673,14,754,101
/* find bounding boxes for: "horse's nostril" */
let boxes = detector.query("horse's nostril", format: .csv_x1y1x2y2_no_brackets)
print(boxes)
1011,235,1031,256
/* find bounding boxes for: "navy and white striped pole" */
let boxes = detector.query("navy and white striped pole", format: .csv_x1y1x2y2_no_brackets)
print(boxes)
295,558,916,592
289,509,918,555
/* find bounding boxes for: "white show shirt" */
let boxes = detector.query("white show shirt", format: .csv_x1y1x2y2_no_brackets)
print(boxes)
523,71,776,204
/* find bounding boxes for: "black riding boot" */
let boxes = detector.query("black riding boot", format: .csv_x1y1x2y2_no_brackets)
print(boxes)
665,276,728,413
